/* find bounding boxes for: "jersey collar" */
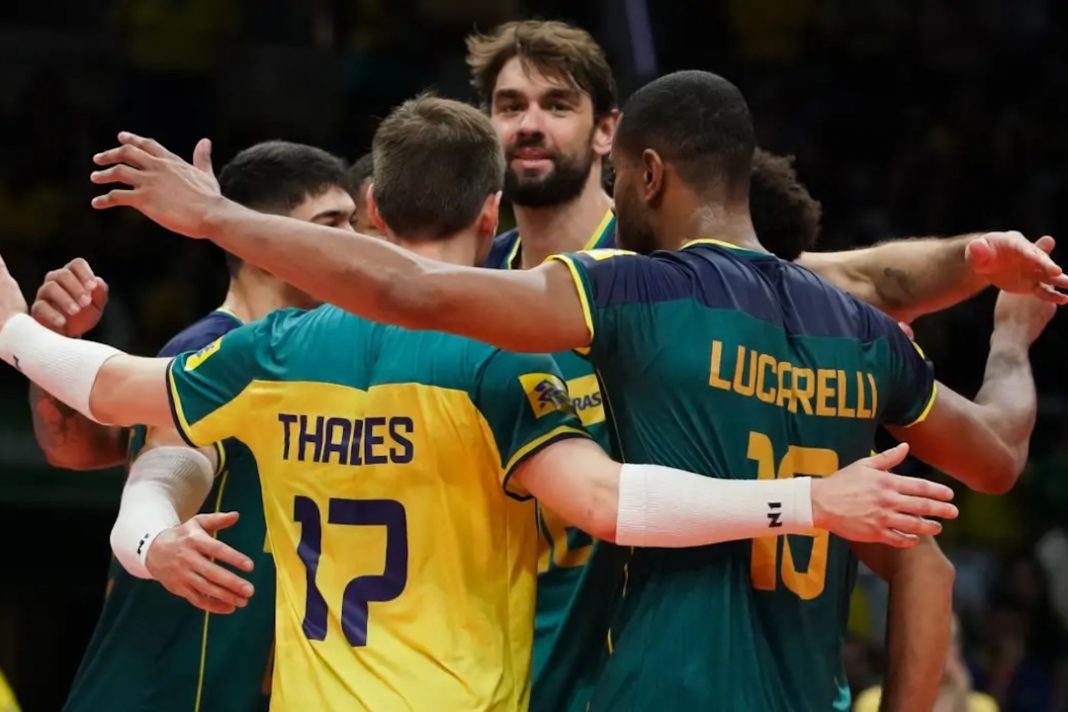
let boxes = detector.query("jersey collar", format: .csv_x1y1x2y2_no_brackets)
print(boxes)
507,209,616,270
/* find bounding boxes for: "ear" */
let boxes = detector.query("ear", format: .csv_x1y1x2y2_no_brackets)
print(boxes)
366,183,389,235
478,191,503,239
592,109,620,159
640,149,665,203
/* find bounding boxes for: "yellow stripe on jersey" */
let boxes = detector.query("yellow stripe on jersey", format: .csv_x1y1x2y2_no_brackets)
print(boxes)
583,209,615,251
549,255,595,356
902,382,939,429
175,379,540,711
681,237,751,252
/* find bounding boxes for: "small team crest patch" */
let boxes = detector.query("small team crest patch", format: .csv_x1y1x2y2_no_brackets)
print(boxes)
518,373,574,418
184,337,223,371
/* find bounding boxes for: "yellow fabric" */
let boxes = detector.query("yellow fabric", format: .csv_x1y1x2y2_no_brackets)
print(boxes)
0,668,19,712
854,686,1000,712
176,379,540,711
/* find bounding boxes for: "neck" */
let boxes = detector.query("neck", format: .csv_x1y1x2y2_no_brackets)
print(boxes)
513,162,613,268
221,267,296,323
658,192,764,253
395,231,482,267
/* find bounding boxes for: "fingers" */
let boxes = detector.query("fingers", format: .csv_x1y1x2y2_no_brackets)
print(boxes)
38,279,82,317
889,475,955,502
195,532,254,574
118,131,178,160
91,189,138,210
883,512,943,537
30,299,66,330
192,138,213,174
185,586,237,615
90,277,109,309
891,494,959,521
93,143,155,169
66,258,96,287
90,164,141,187
196,510,241,533
188,556,253,606
51,268,92,310
863,442,910,470
1035,235,1056,255
1032,283,1068,305
877,529,920,549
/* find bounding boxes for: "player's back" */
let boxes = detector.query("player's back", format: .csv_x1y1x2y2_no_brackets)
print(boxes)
167,305,587,711
545,241,936,711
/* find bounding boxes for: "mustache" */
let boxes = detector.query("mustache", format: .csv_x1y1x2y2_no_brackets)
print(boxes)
505,137,558,161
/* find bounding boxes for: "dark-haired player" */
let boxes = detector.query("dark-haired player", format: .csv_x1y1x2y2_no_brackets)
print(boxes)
32,141,354,712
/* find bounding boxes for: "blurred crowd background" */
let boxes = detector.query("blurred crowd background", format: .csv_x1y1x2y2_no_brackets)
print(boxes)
0,1,1066,710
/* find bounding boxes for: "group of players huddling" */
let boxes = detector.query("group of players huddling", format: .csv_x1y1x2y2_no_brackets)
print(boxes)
0,19,1065,712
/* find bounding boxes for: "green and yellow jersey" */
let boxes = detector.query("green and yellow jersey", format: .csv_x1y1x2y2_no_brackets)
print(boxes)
535,241,936,711
486,210,618,680
166,304,588,711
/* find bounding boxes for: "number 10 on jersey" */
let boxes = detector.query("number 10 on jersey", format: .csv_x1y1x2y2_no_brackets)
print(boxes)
747,431,838,600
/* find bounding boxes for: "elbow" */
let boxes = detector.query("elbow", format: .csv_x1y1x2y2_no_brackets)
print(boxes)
968,442,1027,496
582,474,622,544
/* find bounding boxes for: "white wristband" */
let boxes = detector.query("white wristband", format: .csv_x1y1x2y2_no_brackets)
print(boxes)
615,463,814,548
0,313,121,422
110,447,215,579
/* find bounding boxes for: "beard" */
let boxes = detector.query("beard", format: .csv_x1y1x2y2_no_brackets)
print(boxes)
504,143,595,208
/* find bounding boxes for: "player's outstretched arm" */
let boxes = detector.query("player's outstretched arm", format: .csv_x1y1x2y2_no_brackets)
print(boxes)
27,259,126,470
513,439,957,548
852,538,954,712
888,291,1054,494
89,133,591,353
799,232,1068,323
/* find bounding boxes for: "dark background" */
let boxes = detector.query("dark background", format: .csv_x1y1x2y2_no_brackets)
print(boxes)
0,1,1066,710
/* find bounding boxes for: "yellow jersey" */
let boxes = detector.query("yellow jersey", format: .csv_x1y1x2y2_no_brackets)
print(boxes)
167,305,588,711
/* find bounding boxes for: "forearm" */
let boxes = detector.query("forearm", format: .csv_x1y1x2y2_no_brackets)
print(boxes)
974,329,1036,470
111,446,215,579
878,540,954,712
29,382,127,470
806,234,983,323
207,200,439,329
205,200,587,352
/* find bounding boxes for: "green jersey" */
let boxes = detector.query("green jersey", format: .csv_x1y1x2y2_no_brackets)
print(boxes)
486,211,618,681
536,241,936,711
66,310,275,712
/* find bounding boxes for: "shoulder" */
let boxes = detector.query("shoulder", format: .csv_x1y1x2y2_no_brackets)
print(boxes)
483,229,521,269
157,311,243,357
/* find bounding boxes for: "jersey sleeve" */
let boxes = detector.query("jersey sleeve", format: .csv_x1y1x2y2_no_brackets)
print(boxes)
167,317,278,448
548,248,647,361
880,325,937,428
473,349,591,500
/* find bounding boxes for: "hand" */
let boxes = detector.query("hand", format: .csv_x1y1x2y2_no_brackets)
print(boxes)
811,443,958,548
30,258,108,337
965,232,1068,304
993,290,1056,347
0,253,28,329
145,511,255,614
91,132,222,239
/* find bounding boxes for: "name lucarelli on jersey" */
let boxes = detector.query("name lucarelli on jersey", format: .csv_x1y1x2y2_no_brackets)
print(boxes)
709,340,878,419
277,413,414,465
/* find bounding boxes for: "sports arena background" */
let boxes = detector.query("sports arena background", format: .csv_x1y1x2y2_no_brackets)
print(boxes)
0,1,1066,710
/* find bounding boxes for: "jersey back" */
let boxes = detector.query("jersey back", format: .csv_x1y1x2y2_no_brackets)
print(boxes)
167,305,587,711
541,241,936,711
